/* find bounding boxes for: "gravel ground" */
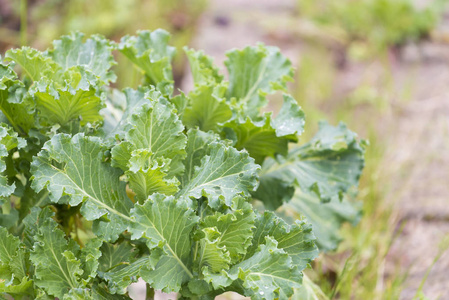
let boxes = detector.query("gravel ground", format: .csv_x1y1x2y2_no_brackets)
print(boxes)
383,55,449,299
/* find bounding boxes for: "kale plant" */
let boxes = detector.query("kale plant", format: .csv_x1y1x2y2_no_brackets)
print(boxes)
0,30,365,299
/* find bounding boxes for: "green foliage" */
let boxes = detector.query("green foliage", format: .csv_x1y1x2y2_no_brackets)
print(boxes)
298,0,446,54
2,0,208,91
0,30,365,299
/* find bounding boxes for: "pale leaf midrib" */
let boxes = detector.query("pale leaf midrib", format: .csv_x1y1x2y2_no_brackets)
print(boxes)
45,159,132,222
136,209,193,279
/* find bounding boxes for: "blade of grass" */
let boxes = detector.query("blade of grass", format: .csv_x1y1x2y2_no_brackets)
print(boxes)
413,235,449,299
20,0,28,46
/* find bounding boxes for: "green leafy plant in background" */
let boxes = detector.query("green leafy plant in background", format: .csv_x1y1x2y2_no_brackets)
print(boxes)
0,29,365,299
297,0,446,58
0,0,207,89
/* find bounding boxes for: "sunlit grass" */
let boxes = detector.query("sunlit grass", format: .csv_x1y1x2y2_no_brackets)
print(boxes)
328,129,404,299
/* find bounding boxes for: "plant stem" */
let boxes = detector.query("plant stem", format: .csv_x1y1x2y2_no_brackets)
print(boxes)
146,283,155,299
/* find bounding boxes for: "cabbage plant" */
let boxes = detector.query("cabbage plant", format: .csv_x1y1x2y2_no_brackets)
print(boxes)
0,30,365,299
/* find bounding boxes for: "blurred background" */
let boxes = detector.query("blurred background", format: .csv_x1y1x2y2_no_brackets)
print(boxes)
1,0,449,299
